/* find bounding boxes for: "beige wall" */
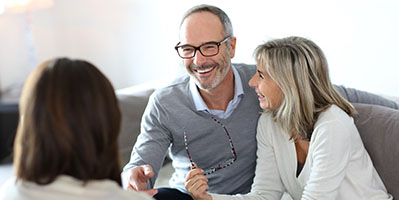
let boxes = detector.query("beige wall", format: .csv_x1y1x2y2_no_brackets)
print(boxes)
0,0,185,100
1,0,398,100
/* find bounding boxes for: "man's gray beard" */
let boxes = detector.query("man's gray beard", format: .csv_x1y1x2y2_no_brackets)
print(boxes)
191,64,230,90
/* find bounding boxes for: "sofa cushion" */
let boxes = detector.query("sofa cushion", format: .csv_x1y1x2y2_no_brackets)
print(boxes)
336,86,399,109
117,90,154,166
353,103,399,198
115,86,399,196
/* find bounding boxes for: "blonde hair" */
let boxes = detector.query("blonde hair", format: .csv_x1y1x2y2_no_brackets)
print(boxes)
255,36,357,140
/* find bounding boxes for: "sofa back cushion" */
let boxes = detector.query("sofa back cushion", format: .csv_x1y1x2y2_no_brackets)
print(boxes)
117,89,154,166
353,103,399,198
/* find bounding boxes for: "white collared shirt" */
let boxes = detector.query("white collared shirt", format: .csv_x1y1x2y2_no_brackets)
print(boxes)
189,65,244,119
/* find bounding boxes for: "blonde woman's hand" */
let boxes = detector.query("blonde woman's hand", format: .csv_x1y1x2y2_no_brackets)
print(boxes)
185,163,212,200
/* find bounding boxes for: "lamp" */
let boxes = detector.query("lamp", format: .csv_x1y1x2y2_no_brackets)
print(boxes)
0,0,53,102
3,0,54,13
4,0,54,67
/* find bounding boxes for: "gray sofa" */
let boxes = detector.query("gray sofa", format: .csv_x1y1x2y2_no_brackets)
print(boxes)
116,84,399,199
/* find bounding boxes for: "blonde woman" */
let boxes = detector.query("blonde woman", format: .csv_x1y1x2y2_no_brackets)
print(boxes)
0,58,153,200
185,37,392,200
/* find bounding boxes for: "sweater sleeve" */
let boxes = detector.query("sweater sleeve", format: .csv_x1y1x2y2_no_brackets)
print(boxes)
211,114,284,200
301,119,352,200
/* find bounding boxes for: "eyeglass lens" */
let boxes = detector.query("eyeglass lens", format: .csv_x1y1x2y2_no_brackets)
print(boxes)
183,117,237,175
178,43,219,58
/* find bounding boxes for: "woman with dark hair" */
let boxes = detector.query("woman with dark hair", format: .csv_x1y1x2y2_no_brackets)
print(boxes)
185,37,392,200
0,58,153,200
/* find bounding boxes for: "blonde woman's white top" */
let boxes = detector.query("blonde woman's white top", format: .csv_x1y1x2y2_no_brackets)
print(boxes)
0,175,153,200
212,105,392,200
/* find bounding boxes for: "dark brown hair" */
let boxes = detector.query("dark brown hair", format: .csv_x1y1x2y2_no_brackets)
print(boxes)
15,58,122,185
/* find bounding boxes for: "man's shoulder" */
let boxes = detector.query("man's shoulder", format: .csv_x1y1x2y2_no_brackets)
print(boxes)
151,75,190,101
233,63,256,79
233,63,256,71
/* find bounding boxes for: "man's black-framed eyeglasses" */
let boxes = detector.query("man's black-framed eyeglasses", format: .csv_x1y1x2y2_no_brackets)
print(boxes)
175,36,232,59
183,117,237,175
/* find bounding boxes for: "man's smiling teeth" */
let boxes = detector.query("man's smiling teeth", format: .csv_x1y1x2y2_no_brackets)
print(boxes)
196,66,215,74
257,93,265,98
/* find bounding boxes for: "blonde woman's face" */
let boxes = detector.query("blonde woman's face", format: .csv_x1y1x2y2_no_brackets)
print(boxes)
249,62,283,110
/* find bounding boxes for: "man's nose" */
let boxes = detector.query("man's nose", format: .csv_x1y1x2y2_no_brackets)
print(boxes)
193,50,207,66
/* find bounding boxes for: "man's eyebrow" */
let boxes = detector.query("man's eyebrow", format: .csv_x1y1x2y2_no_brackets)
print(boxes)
179,40,219,47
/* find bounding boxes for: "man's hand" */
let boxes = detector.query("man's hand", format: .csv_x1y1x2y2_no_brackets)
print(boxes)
126,165,158,196
185,163,212,200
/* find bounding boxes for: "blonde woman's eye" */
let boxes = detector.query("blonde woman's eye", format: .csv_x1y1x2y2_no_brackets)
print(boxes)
257,70,265,79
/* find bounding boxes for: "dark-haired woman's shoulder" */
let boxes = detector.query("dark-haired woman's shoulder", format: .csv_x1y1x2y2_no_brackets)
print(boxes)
0,175,154,200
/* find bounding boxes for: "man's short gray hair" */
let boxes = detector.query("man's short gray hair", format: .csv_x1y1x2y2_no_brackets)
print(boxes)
180,4,234,37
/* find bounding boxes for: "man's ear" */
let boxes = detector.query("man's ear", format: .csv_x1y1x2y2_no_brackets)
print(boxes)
229,37,237,58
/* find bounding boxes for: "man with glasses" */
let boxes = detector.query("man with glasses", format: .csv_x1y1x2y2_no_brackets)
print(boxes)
122,4,398,200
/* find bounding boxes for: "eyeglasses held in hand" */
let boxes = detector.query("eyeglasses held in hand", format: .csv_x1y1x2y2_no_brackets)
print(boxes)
175,36,232,59
183,117,237,175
